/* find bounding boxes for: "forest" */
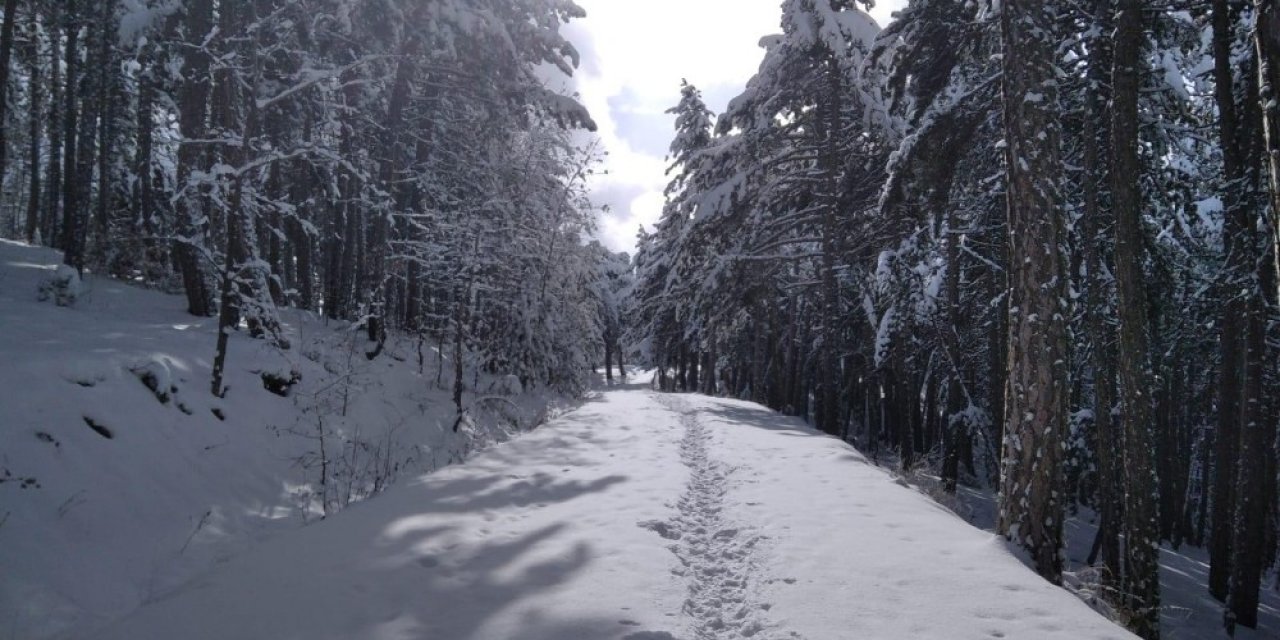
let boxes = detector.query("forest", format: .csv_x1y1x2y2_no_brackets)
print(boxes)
629,1,1280,638
0,0,632,410
0,1,1278,639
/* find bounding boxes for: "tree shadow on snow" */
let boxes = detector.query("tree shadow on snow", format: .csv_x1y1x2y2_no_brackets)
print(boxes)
697,401,830,439
347,469,666,639
102,464,658,639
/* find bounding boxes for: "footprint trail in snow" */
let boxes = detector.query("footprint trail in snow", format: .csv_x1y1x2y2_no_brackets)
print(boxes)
644,393,775,640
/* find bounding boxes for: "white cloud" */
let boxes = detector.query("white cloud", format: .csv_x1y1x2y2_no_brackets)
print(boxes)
566,0,906,253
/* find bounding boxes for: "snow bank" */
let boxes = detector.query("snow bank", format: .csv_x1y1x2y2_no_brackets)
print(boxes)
0,240,568,639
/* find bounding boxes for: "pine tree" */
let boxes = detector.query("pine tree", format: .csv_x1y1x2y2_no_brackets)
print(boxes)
994,0,1070,584
1110,0,1161,634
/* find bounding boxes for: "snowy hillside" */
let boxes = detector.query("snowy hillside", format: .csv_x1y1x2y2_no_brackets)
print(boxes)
0,240,569,639
79,380,1135,640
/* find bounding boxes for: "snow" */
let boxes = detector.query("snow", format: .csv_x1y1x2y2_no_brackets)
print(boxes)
82,378,1134,640
874,306,897,368
949,488,1280,639
0,240,567,639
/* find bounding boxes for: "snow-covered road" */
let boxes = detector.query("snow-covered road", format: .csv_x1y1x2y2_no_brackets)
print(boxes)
91,381,1134,640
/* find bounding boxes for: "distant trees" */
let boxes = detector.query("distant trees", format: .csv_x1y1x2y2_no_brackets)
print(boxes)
0,0,615,399
631,0,1280,636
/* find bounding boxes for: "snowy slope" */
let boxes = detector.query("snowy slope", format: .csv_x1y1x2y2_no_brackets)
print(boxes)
942,486,1280,639
89,380,1135,640
0,240,566,639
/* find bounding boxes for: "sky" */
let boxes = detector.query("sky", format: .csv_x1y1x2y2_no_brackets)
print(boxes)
563,0,907,254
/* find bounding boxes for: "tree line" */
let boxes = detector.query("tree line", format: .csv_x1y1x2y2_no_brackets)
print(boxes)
630,1,1280,637
0,0,631,409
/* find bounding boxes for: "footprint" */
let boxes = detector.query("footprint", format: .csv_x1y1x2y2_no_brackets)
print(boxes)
638,520,682,540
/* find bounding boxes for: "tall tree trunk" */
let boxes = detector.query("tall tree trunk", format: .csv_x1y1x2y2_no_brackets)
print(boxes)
174,0,216,316
1267,0,1280,311
0,0,20,194
58,1,82,274
815,53,842,437
135,39,163,278
92,0,117,266
364,43,418,356
941,210,967,494
23,10,40,244
1227,278,1272,630
1082,0,1122,590
1221,11,1280,627
995,0,1069,584
452,285,468,431
604,334,614,384
1254,27,1280,601
1111,1,1161,634
1209,0,1250,603
41,0,62,247
75,69,95,267
617,336,627,379
210,2,251,397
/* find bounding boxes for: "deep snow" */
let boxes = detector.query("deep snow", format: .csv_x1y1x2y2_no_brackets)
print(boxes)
86,380,1136,640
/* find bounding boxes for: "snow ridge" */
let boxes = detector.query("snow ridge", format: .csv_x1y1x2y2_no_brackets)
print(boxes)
651,394,773,640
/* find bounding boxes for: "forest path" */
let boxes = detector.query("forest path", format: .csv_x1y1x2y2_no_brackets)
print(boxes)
646,393,770,639
89,380,1135,640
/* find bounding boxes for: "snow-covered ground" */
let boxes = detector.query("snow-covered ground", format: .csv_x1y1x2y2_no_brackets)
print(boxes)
84,381,1135,640
0,240,567,639
947,485,1280,639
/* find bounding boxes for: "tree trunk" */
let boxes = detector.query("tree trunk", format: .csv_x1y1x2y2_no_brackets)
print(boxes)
995,0,1069,584
1209,0,1250,603
1227,290,1271,630
58,1,82,274
616,337,627,378
1252,22,1280,624
92,0,117,265
941,210,967,494
1111,1,1161,634
41,0,62,248
604,336,614,383
452,291,467,430
135,40,159,273
813,49,843,437
1082,0,1123,590
174,0,216,316
22,9,40,244
0,0,19,196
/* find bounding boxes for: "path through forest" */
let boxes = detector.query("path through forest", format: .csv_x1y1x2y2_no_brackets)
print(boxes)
90,379,1135,640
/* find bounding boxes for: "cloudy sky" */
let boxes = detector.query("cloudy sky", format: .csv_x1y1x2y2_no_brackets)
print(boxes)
562,0,907,254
